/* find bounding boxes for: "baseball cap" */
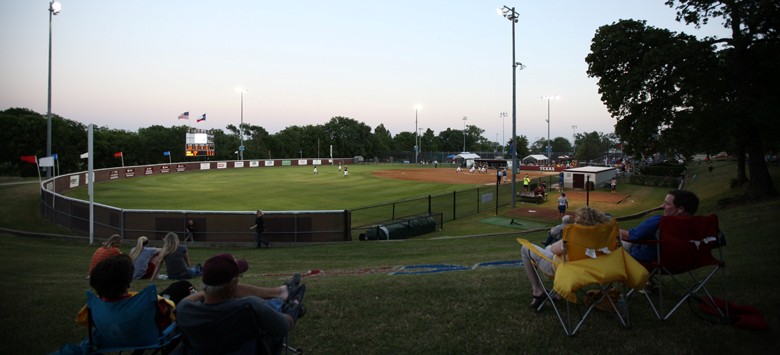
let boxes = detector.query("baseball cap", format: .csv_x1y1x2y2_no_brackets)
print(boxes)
202,253,249,286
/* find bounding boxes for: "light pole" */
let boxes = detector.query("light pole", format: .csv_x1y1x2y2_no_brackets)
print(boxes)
414,105,420,164
541,95,559,162
499,5,520,207
236,88,247,160
46,1,62,178
418,128,424,162
499,112,507,155
571,125,577,157
462,116,468,152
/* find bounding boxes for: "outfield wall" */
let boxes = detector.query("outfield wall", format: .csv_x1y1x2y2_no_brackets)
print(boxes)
39,158,354,244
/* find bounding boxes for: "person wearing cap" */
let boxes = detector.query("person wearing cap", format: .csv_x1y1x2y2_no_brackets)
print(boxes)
175,253,304,355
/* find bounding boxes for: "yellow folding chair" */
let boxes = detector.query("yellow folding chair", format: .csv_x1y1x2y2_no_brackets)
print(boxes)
517,219,649,336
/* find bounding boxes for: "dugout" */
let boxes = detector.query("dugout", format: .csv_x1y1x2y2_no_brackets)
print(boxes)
474,159,507,169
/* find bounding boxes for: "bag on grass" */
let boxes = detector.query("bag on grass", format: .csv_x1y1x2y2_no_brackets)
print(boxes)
159,280,196,304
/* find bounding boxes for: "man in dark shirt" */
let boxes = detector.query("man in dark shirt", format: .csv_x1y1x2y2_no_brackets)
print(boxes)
176,253,305,354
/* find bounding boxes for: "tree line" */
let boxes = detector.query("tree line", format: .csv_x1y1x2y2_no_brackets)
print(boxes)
2,107,618,176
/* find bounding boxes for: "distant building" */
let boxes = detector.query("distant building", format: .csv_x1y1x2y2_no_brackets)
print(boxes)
562,166,617,190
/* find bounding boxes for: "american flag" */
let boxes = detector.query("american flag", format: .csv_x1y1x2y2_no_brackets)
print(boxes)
197,113,206,122
178,111,189,120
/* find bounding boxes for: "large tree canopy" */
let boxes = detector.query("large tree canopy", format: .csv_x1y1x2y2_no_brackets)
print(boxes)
586,0,779,199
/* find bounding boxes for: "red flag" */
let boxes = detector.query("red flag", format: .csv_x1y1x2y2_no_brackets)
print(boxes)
114,152,123,158
20,155,37,164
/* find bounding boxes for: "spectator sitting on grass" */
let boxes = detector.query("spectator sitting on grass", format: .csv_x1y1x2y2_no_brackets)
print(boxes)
542,215,573,247
88,234,122,276
151,232,202,280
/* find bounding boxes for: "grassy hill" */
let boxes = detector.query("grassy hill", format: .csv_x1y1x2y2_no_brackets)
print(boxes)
0,161,778,354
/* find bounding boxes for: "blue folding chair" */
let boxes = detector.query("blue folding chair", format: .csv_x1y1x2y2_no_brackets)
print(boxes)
85,284,180,354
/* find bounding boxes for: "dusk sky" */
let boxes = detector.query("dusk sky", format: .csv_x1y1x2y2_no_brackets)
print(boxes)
1,1,730,145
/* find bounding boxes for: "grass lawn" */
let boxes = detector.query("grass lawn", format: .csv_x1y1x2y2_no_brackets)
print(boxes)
61,164,491,211
1,161,779,354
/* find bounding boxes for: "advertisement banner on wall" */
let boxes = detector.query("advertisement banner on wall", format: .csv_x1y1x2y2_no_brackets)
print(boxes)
69,174,80,188
200,162,211,170
297,160,308,166
249,161,260,167
264,160,274,167
217,162,227,169
234,161,244,168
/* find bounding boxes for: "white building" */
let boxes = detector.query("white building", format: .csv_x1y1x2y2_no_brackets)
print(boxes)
562,166,617,190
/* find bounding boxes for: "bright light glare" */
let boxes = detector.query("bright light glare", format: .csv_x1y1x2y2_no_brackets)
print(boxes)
50,1,62,15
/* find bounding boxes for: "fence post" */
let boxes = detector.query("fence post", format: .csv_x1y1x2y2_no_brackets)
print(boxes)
392,202,396,220
452,191,457,220
428,195,432,215
476,187,480,213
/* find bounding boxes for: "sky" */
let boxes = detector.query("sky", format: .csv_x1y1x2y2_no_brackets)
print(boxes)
1,1,731,145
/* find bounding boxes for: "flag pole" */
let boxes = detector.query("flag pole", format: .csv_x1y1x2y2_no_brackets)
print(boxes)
121,153,125,167
35,156,42,195
88,125,95,245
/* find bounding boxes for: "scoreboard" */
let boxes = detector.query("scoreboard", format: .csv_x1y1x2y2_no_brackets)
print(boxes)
185,129,215,157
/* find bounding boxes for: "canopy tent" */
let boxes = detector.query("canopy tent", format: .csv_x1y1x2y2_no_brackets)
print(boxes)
522,154,549,164
454,152,481,167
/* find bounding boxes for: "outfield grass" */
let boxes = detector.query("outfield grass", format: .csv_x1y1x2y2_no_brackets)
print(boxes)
1,161,779,354
62,164,491,211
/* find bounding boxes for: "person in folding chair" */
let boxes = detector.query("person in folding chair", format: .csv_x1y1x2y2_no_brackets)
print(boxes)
619,189,699,263
619,189,729,321
76,254,179,353
175,253,306,355
520,206,611,308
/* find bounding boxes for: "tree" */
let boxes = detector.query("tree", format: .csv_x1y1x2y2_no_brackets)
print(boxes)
587,1,779,199
436,128,464,153
392,131,416,160
551,137,574,155
323,116,373,158
372,124,393,159
137,125,187,164
511,135,530,159
574,131,614,162
529,138,548,154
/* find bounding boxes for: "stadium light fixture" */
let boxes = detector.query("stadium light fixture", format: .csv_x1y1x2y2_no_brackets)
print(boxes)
499,5,520,207
46,1,62,178
236,88,247,160
541,95,560,161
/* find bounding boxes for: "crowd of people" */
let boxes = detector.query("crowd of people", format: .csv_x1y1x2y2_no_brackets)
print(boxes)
74,188,700,352
80,231,307,354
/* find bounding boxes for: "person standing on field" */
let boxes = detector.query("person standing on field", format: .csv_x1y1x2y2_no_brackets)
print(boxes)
557,192,569,219
250,210,270,248
343,166,349,177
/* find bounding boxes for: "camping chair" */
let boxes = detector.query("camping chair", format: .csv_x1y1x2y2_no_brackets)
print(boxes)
84,283,180,354
629,214,728,321
517,219,649,336
177,303,302,355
